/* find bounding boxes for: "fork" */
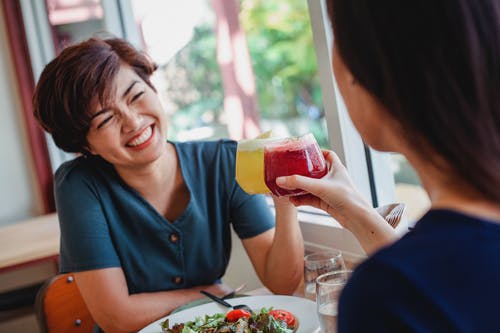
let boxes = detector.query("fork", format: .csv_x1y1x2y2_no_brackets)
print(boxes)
200,290,253,313
378,203,406,229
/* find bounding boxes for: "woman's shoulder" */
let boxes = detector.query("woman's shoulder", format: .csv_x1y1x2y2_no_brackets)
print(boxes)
173,138,236,152
173,139,237,162
54,155,109,189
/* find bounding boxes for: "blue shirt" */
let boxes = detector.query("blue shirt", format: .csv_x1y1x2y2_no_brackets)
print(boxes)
338,209,500,332
54,139,274,294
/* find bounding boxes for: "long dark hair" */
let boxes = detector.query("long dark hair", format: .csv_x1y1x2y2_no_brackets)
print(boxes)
33,38,157,154
327,0,500,202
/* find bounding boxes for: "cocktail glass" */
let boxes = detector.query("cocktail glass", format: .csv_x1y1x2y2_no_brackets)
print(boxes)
235,136,280,194
264,133,327,196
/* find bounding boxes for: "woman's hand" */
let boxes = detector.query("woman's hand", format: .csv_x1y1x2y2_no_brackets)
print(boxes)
276,150,369,226
276,150,396,254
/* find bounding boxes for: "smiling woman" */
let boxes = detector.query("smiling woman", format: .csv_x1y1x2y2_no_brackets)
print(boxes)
31,37,305,333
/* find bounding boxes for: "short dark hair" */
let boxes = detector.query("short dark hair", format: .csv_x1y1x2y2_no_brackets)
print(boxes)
33,38,158,154
327,0,500,202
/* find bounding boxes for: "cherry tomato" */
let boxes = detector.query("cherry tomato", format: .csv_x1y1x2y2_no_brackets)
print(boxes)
270,309,296,328
226,309,251,322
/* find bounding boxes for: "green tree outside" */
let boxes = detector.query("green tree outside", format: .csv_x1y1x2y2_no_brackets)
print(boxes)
160,0,327,146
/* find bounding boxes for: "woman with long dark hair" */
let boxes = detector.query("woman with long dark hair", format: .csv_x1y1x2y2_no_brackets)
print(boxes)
278,1,500,331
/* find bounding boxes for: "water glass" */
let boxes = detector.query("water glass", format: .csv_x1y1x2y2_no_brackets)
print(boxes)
316,270,352,333
304,250,345,301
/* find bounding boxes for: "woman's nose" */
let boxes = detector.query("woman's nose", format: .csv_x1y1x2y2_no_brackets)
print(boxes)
121,109,141,132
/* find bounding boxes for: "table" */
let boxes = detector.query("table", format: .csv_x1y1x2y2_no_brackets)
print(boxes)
0,213,60,273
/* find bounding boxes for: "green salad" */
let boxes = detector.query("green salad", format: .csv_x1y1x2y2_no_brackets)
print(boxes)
160,307,297,333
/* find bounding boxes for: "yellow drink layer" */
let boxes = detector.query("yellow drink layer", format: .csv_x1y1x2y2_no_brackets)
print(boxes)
236,148,268,194
235,133,282,194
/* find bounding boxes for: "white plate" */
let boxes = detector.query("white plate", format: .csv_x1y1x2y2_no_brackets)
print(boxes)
138,295,320,333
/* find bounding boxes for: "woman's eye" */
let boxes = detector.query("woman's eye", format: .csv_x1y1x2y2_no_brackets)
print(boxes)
130,91,144,103
97,115,114,129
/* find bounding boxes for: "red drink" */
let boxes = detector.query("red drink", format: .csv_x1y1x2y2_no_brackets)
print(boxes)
264,133,327,196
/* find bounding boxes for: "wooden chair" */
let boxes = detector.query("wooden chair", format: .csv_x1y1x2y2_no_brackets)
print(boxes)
35,274,96,333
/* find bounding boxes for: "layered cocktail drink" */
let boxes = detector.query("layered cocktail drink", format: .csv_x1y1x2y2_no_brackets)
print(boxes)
236,133,327,196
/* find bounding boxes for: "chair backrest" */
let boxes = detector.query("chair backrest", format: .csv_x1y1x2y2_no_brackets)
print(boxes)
35,274,96,333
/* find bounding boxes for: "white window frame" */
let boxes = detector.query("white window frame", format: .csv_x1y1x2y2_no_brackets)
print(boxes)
20,0,68,171
302,0,399,255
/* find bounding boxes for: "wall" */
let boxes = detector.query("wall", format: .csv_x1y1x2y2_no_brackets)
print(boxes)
0,3,39,226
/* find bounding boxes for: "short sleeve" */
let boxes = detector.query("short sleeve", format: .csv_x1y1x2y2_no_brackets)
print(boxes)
55,163,121,273
231,194,275,239
218,140,275,239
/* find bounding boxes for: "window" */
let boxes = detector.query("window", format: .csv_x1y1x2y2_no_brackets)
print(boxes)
130,0,329,147
389,153,430,223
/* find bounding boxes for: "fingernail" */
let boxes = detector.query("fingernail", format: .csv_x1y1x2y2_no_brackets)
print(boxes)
276,177,285,185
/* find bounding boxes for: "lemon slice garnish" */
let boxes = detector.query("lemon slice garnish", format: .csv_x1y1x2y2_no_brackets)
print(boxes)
254,130,273,139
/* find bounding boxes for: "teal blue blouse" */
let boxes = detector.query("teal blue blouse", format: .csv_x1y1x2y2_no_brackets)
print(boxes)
54,139,274,294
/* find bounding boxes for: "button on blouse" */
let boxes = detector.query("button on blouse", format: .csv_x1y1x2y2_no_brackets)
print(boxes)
169,233,179,243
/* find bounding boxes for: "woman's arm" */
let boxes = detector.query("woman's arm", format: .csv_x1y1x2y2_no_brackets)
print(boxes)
74,268,232,333
276,150,396,254
241,198,304,295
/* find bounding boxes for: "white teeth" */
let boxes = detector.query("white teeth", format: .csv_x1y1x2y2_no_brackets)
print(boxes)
128,126,153,147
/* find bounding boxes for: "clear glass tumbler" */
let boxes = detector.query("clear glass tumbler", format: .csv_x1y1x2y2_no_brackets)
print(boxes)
304,249,346,301
316,270,353,333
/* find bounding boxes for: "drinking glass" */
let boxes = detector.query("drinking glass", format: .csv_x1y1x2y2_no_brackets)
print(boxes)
264,133,327,196
236,133,327,196
304,250,346,301
235,136,280,194
316,270,353,333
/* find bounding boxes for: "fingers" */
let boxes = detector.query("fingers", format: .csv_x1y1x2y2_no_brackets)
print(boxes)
289,194,323,209
322,149,346,174
275,150,348,208
276,174,317,191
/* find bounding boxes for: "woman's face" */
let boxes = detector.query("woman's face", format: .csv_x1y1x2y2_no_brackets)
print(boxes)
331,44,401,152
86,64,168,168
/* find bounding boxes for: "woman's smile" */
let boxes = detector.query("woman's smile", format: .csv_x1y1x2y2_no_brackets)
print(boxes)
125,125,155,150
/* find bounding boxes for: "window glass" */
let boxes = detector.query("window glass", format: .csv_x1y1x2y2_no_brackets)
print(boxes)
390,153,430,222
130,0,329,147
45,0,105,52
